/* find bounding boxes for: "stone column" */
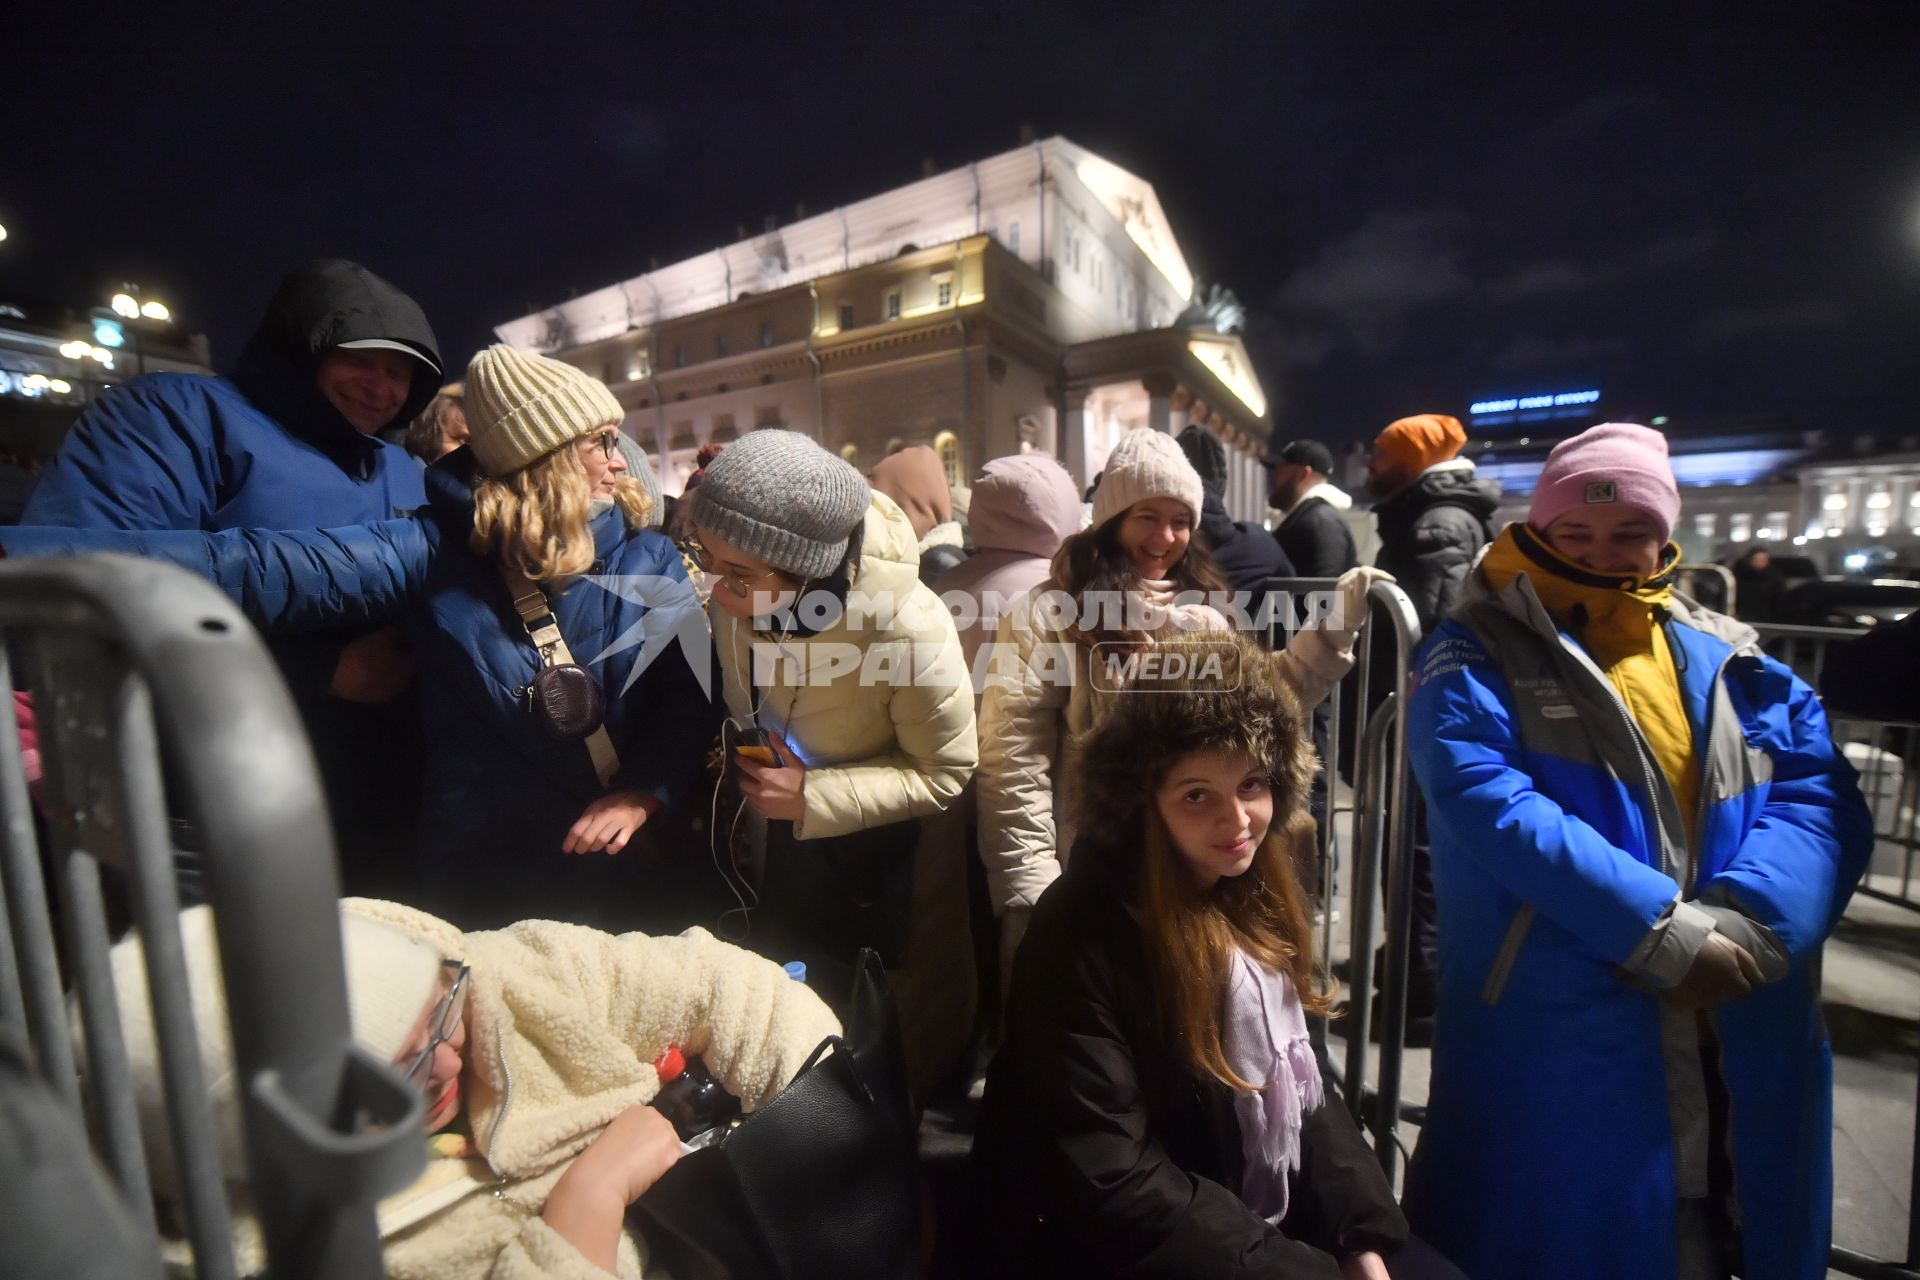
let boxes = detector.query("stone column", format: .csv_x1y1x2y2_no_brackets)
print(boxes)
1143,372,1177,435
1062,390,1092,489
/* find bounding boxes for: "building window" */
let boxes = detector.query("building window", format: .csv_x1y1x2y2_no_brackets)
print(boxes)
1692,513,1717,539
1757,511,1790,542
760,321,775,348
885,289,902,321
838,302,854,331
1007,220,1020,255
934,273,953,307
1728,513,1752,543
716,334,730,358
933,430,964,490
711,414,738,443
674,343,687,369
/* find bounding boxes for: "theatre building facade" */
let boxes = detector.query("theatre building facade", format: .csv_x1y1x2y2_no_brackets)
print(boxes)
494,135,1274,520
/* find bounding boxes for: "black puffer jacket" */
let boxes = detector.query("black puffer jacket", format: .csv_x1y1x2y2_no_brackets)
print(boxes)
1197,493,1296,647
974,836,1407,1278
1274,495,1359,580
1370,463,1500,632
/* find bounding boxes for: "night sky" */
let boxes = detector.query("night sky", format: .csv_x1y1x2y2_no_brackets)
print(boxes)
5,1,1917,446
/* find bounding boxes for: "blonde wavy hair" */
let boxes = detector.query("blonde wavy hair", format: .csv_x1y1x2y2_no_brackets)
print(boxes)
470,439,652,581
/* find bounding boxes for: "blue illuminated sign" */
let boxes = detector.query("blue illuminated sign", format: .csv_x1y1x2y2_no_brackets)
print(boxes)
1470,389,1600,415
93,319,126,348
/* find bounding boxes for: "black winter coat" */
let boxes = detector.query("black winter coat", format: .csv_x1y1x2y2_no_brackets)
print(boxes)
1198,496,1296,647
974,837,1407,1278
1369,466,1500,632
1274,496,1359,581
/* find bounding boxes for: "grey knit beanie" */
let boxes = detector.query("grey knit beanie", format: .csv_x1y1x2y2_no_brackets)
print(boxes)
690,430,870,579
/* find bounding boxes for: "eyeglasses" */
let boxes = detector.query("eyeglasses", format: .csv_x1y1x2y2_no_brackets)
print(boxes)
579,429,620,461
402,960,470,1086
682,538,783,590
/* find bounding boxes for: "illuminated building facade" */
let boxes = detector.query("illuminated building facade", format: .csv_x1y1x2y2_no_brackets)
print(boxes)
495,136,1274,519
0,291,213,518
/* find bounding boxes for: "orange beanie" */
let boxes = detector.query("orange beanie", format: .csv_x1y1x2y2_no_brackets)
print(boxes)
1375,414,1467,475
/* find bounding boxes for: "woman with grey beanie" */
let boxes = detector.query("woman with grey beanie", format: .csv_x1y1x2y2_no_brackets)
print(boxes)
686,430,977,1081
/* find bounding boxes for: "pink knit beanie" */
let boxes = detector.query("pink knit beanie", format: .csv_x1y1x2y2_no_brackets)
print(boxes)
1529,423,1681,543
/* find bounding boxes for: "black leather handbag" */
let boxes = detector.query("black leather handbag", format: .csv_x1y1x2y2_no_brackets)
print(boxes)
630,948,919,1280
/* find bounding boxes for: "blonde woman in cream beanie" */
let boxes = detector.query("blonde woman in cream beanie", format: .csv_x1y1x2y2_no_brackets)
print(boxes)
977,428,1390,992
401,344,720,933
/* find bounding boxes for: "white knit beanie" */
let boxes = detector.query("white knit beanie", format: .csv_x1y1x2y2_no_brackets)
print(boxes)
104,904,444,1196
1092,428,1206,529
464,343,627,477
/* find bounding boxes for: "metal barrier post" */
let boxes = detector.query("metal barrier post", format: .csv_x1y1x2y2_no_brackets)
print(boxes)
0,555,428,1280
1264,578,1345,978
1361,582,1423,1177
1342,697,1392,1120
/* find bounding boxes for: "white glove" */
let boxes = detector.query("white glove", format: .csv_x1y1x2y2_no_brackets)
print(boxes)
1315,566,1396,653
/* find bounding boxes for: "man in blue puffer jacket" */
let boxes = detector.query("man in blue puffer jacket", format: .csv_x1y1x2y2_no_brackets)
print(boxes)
20,259,442,896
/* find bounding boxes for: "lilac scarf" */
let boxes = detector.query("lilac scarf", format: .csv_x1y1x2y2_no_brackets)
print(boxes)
1224,949,1324,1223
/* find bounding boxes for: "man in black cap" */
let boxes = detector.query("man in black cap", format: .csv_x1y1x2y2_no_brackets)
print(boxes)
1266,439,1359,579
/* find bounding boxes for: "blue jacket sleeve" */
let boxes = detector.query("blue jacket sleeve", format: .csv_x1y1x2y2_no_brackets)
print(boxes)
21,380,225,529
1704,660,1873,961
0,520,435,634
1408,628,1683,964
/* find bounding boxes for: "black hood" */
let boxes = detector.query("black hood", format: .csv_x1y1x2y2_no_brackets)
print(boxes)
1176,424,1239,544
230,259,442,477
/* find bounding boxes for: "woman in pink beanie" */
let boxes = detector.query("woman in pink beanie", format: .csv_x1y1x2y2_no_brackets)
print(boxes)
1396,420,1872,1280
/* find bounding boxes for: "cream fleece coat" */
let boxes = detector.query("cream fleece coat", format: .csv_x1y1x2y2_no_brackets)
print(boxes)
191,902,840,1280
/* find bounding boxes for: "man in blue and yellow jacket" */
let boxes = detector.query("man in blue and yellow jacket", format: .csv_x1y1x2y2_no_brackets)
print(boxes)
1405,423,1871,1280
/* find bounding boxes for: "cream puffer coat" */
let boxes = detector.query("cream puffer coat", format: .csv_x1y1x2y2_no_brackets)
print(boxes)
976,589,1355,917
162,901,842,1280
711,491,977,839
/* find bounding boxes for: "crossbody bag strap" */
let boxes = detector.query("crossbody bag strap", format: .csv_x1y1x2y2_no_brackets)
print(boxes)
499,561,621,787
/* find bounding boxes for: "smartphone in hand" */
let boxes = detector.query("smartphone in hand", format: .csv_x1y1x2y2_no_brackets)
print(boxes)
732,725,777,767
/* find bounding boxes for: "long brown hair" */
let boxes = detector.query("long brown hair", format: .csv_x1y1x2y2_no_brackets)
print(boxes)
1074,630,1330,1091
470,441,651,581
1049,506,1231,648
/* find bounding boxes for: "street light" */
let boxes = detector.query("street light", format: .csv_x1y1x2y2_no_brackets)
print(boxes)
109,284,171,375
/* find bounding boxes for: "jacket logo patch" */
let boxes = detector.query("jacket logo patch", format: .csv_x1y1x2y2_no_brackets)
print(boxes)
1541,704,1578,719
1585,481,1616,503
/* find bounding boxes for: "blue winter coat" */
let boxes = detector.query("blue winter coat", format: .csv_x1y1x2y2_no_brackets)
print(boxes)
1404,573,1872,1280
18,259,441,886
401,458,719,928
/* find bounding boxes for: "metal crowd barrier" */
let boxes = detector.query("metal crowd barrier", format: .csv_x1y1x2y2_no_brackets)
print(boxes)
1675,562,1736,616
1267,577,1423,1178
0,554,423,1279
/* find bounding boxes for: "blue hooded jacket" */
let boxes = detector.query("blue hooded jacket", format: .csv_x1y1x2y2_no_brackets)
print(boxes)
19,260,440,881
1403,561,1871,1280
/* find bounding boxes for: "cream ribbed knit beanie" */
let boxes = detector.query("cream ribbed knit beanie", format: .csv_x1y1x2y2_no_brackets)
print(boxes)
104,904,444,1197
1092,427,1206,529
464,344,627,477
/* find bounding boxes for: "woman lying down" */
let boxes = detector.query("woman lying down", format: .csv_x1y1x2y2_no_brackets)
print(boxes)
108,900,839,1278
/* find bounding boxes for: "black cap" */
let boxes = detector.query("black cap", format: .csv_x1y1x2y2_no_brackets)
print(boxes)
1265,439,1334,474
